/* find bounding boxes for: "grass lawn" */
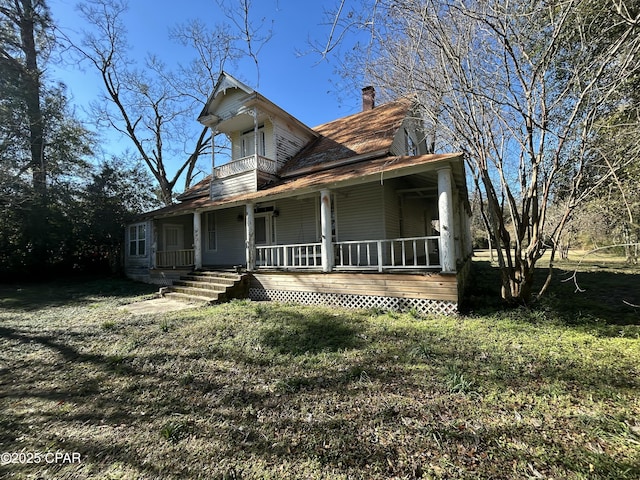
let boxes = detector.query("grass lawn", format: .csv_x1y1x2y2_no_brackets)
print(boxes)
0,262,639,479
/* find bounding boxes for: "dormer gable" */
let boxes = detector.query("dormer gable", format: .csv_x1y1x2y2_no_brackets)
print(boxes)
197,73,255,128
197,72,318,200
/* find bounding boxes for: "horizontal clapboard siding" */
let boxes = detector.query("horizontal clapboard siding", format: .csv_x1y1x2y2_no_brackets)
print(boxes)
202,207,245,266
274,118,313,165
250,272,459,302
273,197,318,244
211,170,257,199
336,183,385,241
212,90,251,124
384,180,401,239
155,215,193,251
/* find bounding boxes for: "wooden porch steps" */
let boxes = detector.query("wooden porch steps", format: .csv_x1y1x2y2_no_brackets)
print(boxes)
163,270,249,304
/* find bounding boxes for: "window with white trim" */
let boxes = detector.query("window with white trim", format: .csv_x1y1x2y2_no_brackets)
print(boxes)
206,212,217,251
241,126,266,157
129,223,146,256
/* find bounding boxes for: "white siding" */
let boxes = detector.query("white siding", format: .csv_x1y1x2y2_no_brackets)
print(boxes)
263,121,275,159
273,197,318,244
390,118,426,156
211,170,257,199
335,183,385,241
384,180,402,239
202,207,246,266
230,131,241,161
210,89,251,123
401,197,429,237
274,118,313,165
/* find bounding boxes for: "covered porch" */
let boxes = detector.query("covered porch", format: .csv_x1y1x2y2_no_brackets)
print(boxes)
134,154,472,314
152,165,470,276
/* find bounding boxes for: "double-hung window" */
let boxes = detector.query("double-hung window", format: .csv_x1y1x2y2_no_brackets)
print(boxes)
129,223,146,256
206,212,217,251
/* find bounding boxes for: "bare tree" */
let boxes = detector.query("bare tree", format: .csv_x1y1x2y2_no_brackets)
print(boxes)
67,0,270,206
320,0,640,304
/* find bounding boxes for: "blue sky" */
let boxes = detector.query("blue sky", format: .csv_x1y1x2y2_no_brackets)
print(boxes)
49,0,366,182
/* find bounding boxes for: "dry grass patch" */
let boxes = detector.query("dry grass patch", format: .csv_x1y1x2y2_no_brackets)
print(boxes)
0,275,639,479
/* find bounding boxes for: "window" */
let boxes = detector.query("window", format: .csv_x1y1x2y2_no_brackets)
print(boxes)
241,126,266,157
405,129,418,156
206,212,217,251
129,223,146,256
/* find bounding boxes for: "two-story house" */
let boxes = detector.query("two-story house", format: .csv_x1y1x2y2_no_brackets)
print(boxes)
125,72,472,315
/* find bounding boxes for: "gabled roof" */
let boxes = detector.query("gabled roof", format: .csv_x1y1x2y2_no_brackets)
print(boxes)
279,97,413,177
179,96,415,201
197,72,316,139
197,72,254,122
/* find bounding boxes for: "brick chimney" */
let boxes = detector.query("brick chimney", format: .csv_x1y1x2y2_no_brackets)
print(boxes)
362,86,375,111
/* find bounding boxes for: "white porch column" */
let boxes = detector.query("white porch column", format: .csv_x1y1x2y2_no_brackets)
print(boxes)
438,166,456,272
151,221,158,269
320,189,334,273
193,211,202,270
210,129,217,181
245,203,255,271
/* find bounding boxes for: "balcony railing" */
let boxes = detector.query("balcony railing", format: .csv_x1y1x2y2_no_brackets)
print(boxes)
156,249,195,268
253,236,440,271
214,155,277,178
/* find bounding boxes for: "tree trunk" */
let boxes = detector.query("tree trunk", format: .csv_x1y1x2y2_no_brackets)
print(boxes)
16,0,49,268
19,0,46,202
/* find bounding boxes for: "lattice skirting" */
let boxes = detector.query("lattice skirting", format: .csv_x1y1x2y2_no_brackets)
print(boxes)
249,288,458,316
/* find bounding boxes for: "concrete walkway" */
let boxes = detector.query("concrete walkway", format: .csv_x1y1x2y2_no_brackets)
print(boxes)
121,297,202,315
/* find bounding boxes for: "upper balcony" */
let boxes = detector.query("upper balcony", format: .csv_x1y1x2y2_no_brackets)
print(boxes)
214,154,278,179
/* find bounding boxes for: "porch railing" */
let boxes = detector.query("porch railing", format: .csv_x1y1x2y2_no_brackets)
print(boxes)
334,236,441,271
155,249,195,268
256,243,322,269
253,236,440,271
214,155,277,178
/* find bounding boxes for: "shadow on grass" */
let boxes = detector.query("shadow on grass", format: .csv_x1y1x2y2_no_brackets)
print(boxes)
465,260,640,327
1,278,638,479
258,308,363,355
0,277,157,311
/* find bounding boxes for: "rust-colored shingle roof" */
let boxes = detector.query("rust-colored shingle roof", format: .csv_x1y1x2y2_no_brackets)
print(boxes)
177,97,414,200
143,152,463,219
279,98,412,175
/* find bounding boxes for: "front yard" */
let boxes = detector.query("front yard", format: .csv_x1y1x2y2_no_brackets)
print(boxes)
0,264,639,479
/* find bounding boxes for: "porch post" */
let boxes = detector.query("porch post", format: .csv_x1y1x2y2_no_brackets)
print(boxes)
210,129,217,181
193,211,202,270
437,166,456,272
245,203,255,271
253,107,259,158
320,189,333,272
